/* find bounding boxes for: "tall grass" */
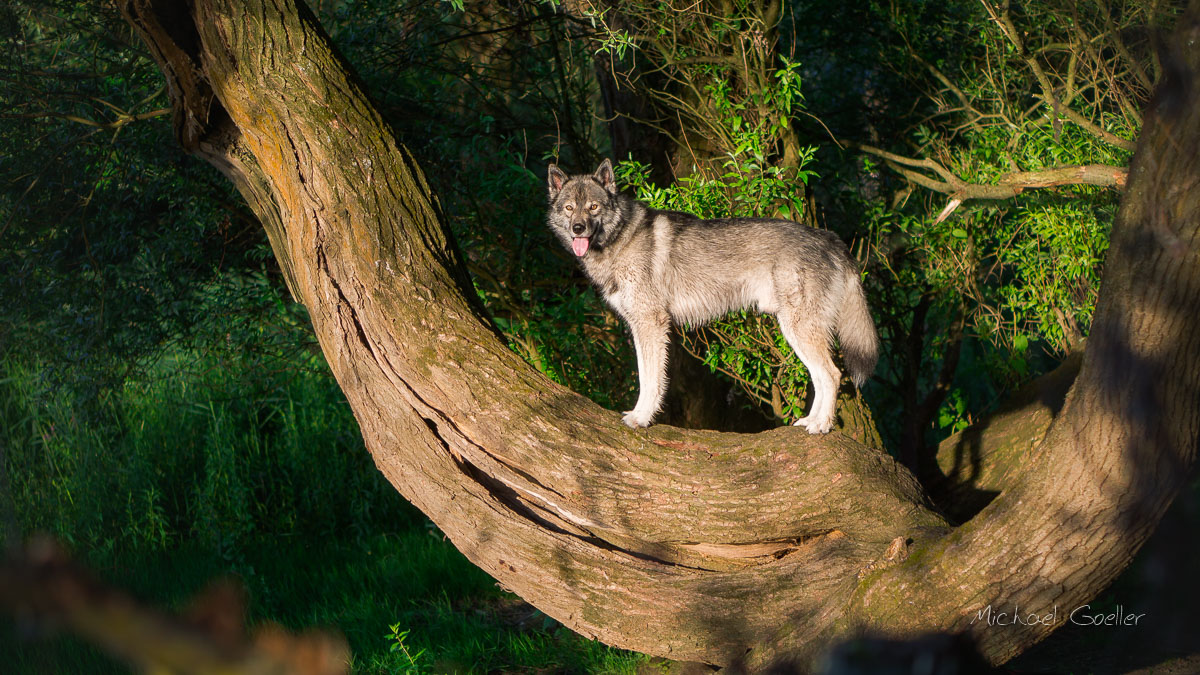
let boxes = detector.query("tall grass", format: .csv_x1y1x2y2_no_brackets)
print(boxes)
1,327,651,672
2,348,413,555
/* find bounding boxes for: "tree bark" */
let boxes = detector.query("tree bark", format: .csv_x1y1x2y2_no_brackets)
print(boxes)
117,0,1200,668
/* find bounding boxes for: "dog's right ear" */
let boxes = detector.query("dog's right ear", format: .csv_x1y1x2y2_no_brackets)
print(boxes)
548,164,567,197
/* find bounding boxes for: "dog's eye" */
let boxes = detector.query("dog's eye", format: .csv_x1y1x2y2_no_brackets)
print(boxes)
589,203,599,211
564,204,574,212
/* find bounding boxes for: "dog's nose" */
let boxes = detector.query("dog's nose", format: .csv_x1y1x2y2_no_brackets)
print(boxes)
571,223,585,235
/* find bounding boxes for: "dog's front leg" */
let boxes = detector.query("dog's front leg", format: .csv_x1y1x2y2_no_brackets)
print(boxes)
622,313,670,428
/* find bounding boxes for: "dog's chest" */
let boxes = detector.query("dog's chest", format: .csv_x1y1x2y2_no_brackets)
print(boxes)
594,267,641,317
580,257,641,317
582,222,666,319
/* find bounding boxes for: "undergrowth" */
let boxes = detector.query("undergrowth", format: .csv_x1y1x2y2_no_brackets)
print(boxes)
0,297,648,673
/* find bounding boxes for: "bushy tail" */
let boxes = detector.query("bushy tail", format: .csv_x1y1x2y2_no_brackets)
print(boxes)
836,274,879,387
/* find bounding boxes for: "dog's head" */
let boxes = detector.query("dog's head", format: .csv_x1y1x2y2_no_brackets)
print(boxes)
546,159,621,258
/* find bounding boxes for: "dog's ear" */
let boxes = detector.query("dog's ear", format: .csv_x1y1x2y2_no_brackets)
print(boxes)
548,164,567,196
594,159,616,194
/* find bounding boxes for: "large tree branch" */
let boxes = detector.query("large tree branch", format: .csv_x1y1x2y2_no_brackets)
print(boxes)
117,0,1200,668
931,353,1083,522
115,0,946,664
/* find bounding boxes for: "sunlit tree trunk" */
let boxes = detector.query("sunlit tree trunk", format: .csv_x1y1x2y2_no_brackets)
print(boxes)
117,0,1200,667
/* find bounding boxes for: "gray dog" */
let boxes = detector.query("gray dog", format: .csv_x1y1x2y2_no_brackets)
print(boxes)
547,159,878,433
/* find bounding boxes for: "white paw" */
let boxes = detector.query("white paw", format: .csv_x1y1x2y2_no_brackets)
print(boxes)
793,416,833,434
622,409,655,428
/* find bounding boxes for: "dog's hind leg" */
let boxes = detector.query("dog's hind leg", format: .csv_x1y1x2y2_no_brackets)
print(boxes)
777,310,840,434
622,313,670,428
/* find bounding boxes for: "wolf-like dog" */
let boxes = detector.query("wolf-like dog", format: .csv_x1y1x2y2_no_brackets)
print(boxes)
547,159,878,433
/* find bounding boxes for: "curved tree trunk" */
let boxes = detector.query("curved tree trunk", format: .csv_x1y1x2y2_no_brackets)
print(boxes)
117,0,1200,668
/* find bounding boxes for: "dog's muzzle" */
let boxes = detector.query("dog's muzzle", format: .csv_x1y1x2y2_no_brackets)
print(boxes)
570,222,591,256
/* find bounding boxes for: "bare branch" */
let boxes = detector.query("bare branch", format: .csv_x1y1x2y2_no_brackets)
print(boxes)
854,142,1127,206
1097,0,1154,91
0,107,171,129
982,0,1138,152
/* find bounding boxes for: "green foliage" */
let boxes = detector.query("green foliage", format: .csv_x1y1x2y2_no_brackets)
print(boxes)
986,198,1113,353
898,91,1127,365
578,0,808,183
861,8,1130,388
0,2,265,395
2,322,411,554
937,389,970,434
384,625,428,673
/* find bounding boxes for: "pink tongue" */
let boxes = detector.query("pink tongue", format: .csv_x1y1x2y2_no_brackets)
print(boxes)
572,237,590,257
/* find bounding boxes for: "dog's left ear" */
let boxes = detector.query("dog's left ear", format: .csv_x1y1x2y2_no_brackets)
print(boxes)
594,159,616,194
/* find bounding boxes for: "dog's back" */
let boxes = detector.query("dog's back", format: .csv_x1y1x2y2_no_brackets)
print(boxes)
642,216,854,322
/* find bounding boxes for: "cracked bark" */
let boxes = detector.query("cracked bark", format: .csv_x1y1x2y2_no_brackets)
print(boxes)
117,0,1200,668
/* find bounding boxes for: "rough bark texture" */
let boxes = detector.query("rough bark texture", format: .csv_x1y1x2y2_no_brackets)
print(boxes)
117,0,1200,669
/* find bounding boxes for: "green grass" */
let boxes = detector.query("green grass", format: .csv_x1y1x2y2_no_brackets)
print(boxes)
3,347,413,552
0,336,652,673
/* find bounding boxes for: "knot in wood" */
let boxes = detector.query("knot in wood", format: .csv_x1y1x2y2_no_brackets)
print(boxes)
856,536,911,581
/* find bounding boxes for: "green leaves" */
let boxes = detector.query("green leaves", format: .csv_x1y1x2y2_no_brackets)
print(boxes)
937,389,970,432
385,625,428,673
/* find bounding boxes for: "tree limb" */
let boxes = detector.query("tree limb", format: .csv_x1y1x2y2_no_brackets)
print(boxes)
0,107,171,130
854,142,1127,217
930,352,1083,522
